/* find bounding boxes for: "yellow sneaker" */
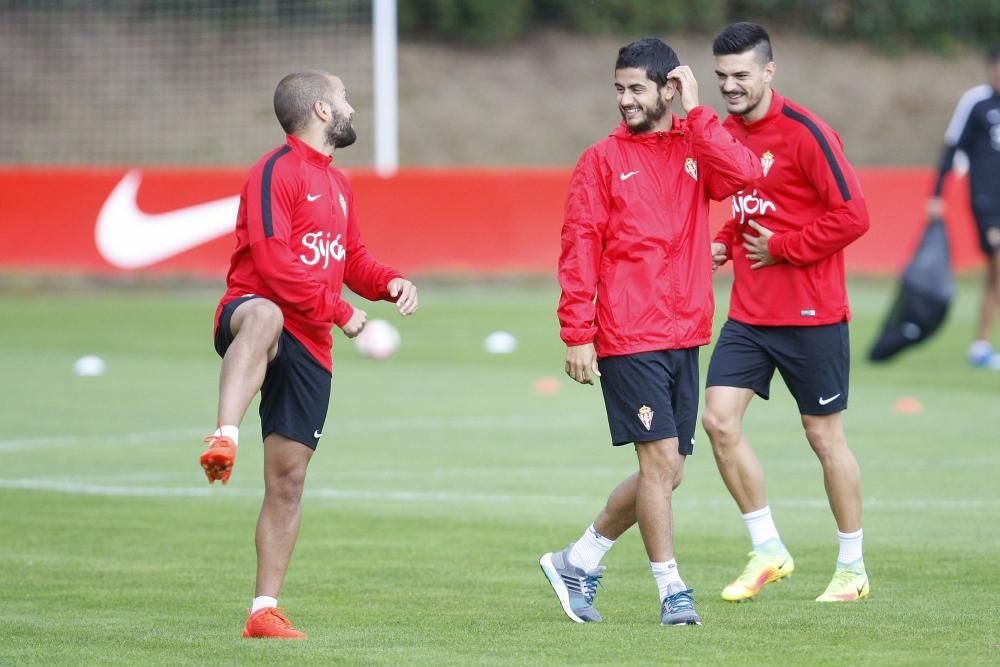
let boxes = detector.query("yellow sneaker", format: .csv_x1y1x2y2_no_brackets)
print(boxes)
816,562,869,602
721,542,795,602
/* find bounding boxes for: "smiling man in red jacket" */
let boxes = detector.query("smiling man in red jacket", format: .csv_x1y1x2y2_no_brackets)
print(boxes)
198,70,418,639
540,37,760,627
702,23,871,604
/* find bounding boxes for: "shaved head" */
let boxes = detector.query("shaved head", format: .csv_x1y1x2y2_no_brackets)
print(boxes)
273,70,334,134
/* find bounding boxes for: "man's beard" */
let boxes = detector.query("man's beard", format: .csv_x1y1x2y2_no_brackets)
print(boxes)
325,112,357,149
623,96,668,134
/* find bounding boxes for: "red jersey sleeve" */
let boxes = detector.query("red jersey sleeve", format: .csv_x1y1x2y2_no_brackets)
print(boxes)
558,147,608,347
767,114,870,266
341,188,403,302
687,106,763,201
247,161,355,327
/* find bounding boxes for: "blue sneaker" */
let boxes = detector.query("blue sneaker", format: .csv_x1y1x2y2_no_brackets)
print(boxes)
661,585,702,626
967,341,1000,368
539,545,604,623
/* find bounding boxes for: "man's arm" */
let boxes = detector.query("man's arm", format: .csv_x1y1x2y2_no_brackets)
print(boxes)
930,85,985,211
765,120,869,267
667,65,762,200
557,147,608,381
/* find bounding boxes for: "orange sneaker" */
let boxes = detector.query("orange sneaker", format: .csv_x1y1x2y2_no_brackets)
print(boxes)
242,607,307,639
199,435,236,485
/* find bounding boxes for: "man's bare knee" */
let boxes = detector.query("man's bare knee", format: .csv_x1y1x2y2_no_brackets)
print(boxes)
635,440,683,483
233,300,284,340
702,407,740,448
265,472,306,505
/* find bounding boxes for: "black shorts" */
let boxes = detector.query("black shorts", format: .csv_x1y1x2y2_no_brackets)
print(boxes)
215,295,331,450
972,208,1000,256
597,349,699,454
706,319,849,415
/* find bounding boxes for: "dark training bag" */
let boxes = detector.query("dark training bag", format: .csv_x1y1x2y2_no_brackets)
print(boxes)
868,216,954,362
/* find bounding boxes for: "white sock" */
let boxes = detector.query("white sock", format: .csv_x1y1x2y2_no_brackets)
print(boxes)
650,559,685,601
214,425,239,446
743,506,780,548
250,595,277,614
566,523,615,571
837,528,864,566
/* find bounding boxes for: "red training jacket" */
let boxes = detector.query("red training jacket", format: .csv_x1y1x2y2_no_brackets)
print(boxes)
216,134,402,372
558,107,762,358
715,90,870,326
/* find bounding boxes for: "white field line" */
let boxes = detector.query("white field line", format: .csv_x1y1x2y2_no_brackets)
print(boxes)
0,414,600,453
0,428,206,453
0,478,997,510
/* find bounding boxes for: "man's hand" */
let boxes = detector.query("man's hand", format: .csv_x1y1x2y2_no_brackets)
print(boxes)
927,196,945,219
711,242,729,272
341,307,367,338
666,65,699,113
565,343,601,385
743,219,777,269
388,278,419,316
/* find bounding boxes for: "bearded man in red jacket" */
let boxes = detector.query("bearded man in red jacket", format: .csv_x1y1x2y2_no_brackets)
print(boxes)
702,23,871,604
540,37,760,627
198,70,418,639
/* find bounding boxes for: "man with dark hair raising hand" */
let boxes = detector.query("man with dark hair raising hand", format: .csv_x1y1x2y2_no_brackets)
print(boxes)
540,37,759,626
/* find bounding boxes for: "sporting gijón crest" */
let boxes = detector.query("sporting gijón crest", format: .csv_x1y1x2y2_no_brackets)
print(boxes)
637,405,654,431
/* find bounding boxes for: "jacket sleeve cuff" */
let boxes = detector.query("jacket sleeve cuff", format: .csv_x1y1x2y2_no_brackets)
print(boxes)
767,234,785,261
332,299,354,328
560,326,597,347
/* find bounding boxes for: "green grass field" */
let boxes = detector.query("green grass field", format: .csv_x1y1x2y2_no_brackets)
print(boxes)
1,277,997,665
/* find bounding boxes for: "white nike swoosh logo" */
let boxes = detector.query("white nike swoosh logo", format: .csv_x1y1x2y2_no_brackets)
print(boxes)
314,430,323,439
96,170,238,269
307,193,321,202
620,170,640,181
818,393,842,406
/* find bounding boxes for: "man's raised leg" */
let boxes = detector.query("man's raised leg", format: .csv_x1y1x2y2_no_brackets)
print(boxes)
201,298,283,484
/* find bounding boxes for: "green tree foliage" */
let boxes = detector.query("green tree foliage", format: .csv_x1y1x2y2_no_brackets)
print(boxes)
398,0,999,52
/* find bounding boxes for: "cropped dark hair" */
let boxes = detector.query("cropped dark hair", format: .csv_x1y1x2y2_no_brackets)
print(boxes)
988,45,1000,64
713,22,773,64
615,37,680,89
273,70,333,135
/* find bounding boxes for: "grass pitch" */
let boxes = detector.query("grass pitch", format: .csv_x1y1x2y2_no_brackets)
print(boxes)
0,277,997,665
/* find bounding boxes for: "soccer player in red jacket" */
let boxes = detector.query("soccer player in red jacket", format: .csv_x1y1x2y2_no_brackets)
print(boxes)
540,38,760,626
198,70,418,638
702,23,871,603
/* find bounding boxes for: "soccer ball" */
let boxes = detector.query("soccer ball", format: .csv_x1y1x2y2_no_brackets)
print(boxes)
355,319,401,360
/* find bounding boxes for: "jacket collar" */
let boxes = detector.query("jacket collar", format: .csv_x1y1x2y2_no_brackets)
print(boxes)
610,114,685,142
285,134,334,168
732,89,785,130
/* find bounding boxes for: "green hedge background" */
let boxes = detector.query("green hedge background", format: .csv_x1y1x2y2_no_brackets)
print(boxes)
399,0,1000,51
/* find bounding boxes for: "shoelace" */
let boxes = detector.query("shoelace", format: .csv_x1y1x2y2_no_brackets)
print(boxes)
665,589,695,612
578,572,605,605
257,608,294,628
